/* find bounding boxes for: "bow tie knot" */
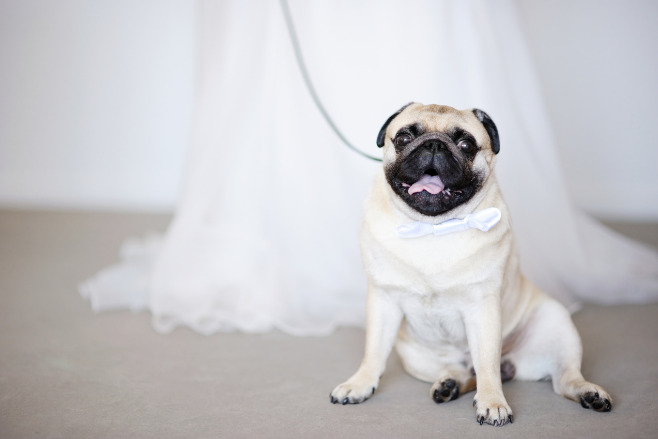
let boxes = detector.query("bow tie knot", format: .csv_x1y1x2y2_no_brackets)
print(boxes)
397,207,502,239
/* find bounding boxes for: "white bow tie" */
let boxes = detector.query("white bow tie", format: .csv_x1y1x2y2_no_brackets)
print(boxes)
397,207,502,239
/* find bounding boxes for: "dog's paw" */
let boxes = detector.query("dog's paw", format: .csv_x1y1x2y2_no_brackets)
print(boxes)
473,395,513,426
500,360,516,383
330,376,378,405
579,391,612,412
431,379,460,403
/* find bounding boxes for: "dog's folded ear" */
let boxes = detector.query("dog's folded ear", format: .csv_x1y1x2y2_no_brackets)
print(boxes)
472,109,500,154
377,103,414,148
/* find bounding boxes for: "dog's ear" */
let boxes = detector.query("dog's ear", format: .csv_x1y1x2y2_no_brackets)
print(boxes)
377,103,414,148
472,109,500,154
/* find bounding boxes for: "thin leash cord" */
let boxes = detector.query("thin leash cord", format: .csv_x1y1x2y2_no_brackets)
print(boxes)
279,0,382,162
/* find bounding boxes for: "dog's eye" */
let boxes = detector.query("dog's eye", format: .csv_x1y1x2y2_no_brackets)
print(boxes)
394,133,413,148
458,139,477,154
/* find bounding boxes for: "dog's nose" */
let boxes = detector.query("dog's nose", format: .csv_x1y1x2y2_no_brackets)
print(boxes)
422,139,449,155
417,139,455,171
419,140,451,163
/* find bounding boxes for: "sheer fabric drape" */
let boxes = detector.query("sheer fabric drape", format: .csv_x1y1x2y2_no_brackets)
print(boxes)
81,0,658,336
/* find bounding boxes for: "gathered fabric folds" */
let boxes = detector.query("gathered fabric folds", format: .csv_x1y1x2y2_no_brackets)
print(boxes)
80,0,658,336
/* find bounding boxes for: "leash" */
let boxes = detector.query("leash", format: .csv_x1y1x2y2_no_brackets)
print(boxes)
279,0,382,162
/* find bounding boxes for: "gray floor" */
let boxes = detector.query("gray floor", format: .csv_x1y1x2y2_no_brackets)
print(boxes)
1,210,657,439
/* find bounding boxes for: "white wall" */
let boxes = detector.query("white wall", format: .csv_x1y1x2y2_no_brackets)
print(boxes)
516,0,658,220
0,0,196,211
1,0,657,219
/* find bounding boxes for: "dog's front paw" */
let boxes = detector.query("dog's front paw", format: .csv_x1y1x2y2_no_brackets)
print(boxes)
473,394,513,426
330,375,378,405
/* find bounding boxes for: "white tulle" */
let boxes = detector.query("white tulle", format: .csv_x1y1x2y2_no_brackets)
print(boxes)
80,0,658,336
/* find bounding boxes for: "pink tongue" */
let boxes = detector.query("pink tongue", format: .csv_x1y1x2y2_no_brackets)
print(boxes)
406,174,445,195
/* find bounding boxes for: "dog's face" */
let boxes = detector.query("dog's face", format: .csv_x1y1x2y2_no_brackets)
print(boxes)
377,103,500,217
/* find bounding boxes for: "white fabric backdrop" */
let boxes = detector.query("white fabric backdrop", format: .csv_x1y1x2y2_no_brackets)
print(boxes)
81,0,658,336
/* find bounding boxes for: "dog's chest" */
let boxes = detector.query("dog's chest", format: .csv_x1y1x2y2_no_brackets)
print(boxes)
363,227,488,294
398,293,469,345
362,216,507,347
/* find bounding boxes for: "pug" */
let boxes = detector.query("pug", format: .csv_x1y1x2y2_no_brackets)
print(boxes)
330,103,611,426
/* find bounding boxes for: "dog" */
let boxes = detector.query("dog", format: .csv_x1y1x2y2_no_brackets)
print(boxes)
330,103,611,426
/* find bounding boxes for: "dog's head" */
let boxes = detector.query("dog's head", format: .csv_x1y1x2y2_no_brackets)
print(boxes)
376,103,500,218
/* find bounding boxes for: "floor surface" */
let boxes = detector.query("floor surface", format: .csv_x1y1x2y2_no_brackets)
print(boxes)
1,210,657,438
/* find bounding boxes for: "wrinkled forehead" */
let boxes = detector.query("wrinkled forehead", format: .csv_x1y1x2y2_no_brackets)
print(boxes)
388,104,489,145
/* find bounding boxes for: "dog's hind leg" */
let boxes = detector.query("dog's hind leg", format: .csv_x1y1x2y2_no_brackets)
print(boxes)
507,298,612,412
395,331,476,403
429,366,477,403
